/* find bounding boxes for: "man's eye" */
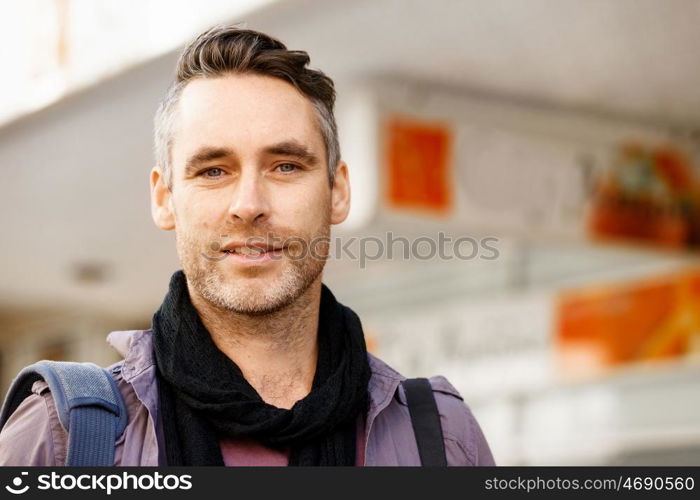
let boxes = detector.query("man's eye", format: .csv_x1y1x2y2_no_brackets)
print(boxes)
276,163,299,173
202,167,224,178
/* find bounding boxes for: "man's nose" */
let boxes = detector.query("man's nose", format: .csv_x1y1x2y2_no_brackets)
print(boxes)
228,168,270,225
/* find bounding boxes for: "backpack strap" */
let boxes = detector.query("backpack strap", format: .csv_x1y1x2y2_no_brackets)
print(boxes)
0,360,128,466
402,377,447,466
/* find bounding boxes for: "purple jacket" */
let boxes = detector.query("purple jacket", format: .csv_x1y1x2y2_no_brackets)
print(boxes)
0,329,495,466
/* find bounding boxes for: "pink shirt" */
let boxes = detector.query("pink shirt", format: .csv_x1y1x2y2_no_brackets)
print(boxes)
220,414,366,466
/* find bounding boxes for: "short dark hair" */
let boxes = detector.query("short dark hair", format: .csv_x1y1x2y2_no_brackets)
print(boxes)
154,25,340,186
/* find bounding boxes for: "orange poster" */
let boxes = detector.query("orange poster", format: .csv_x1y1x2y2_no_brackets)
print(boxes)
587,144,700,249
556,269,700,378
385,116,452,215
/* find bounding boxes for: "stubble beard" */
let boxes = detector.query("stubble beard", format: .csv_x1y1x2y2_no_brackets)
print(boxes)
177,221,330,316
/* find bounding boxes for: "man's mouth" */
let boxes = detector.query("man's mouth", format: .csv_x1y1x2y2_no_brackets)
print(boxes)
220,242,287,258
223,247,281,255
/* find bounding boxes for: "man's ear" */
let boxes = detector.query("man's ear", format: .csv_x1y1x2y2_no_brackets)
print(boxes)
150,166,175,230
330,161,351,225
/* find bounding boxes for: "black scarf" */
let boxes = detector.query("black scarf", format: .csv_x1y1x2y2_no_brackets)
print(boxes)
151,270,371,466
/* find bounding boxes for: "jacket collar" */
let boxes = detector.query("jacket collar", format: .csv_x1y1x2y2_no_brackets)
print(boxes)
107,329,155,383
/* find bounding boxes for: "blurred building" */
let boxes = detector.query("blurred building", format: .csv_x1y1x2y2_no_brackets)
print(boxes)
1,0,699,465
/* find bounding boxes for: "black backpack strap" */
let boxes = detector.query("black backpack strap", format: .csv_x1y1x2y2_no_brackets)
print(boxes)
402,377,447,466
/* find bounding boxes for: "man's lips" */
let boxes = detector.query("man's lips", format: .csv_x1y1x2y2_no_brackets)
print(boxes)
221,243,285,255
220,242,287,257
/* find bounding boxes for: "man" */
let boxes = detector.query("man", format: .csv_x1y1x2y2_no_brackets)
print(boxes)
0,26,494,466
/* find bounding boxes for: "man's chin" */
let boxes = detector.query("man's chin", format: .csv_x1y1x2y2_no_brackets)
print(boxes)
184,253,326,316
197,278,299,316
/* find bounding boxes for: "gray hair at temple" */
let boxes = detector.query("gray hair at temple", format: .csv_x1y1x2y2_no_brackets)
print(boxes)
153,25,340,188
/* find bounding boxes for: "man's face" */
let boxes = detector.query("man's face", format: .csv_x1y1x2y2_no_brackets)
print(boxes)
151,74,349,315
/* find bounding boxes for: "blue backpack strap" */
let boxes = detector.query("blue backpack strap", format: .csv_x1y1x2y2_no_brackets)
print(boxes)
402,377,448,466
0,360,127,466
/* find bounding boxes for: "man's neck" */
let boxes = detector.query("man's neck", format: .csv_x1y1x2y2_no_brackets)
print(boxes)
188,279,322,410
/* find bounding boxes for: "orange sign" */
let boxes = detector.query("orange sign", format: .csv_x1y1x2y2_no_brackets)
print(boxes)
588,144,699,249
385,116,452,215
556,269,700,378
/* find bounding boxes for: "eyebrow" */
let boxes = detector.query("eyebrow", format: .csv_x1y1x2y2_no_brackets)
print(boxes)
263,140,320,166
185,147,235,175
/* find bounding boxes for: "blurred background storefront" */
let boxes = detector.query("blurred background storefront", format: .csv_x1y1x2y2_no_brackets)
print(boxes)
1,0,699,465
